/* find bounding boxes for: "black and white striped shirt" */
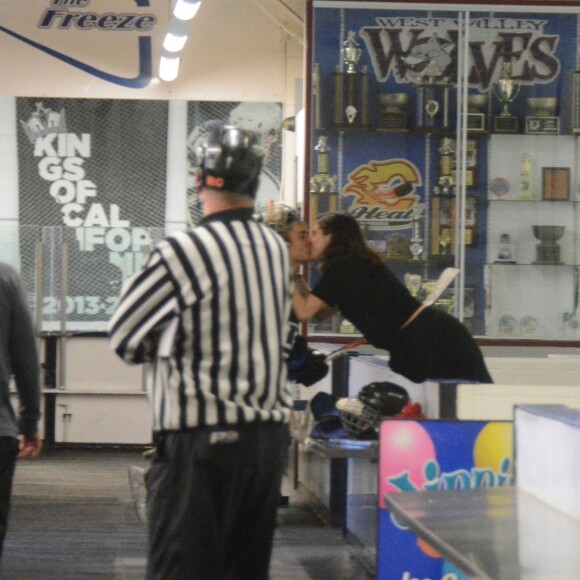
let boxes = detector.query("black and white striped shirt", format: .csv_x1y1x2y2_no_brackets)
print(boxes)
108,208,293,431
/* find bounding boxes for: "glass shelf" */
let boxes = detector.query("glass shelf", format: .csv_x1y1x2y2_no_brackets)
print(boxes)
486,262,579,266
486,198,578,203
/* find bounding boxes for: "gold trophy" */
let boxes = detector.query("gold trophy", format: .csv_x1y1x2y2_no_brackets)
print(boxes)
412,37,454,132
493,63,520,133
519,153,535,200
439,229,452,256
404,273,422,297
417,67,452,133
525,97,559,134
438,137,455,177
433,176,456,197
425,99,440,125
309,136,338,228
333,31,370,128
416,79,451,131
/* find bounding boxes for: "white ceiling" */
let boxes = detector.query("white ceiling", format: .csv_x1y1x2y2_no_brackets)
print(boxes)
248,0,306,45
0,0,306,99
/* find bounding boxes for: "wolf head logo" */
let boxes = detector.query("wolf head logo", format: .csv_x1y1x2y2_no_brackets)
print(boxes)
402,33,455,81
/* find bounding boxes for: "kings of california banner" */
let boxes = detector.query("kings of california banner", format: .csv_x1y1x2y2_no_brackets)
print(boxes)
16,97,167,330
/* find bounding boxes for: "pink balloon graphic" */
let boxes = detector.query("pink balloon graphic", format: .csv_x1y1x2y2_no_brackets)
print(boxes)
379,421,437,501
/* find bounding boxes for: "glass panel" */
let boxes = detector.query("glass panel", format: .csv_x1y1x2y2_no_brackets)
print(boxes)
0,224,164,333
466,9,580,340
307,3,463,338
47,226,165,333
307,2,580,342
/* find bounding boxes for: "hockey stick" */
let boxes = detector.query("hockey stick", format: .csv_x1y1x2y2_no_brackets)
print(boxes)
324,338,368,362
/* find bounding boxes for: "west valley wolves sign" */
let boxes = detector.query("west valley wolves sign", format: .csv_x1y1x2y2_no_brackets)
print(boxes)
311,7,574,238
359,14,563,90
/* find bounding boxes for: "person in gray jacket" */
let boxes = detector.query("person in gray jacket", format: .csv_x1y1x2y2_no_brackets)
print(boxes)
0,261,42,560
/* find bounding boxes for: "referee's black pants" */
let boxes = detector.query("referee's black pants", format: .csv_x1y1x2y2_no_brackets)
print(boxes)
145,422,290,580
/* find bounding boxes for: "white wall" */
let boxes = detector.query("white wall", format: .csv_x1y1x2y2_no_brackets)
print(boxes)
54,393,151,444
515,405,580,520
457,383,580,420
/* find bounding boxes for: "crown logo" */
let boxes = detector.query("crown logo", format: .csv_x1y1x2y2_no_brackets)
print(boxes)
20,102,67,144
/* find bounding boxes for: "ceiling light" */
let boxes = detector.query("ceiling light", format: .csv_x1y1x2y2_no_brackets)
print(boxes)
159,55,180,82
163,20,189,52
173,0,201,21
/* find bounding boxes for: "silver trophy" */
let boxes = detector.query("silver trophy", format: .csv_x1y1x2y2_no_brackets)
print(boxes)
345,105,358,124
494,63,520,132
496,233,516,263
341,31,362,74
532,225,565,264
333,31,369,128
309,136,339,222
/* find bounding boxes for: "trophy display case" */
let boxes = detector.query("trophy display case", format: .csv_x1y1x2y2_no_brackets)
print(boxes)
305,1,580,343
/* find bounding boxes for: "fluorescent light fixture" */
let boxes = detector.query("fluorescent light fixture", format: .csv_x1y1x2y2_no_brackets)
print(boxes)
173,0,201,21
163,20,189,52
159,55,180,82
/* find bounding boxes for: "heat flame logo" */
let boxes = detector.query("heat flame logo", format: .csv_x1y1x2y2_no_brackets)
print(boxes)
343,159,422,211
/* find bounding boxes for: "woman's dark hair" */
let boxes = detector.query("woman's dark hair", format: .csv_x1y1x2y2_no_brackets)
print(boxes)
317,212,383,271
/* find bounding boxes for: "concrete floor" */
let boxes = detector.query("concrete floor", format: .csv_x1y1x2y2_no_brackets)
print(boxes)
2,448,373,579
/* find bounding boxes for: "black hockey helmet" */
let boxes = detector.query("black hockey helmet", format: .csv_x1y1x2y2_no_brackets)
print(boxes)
358,382,409,416
198,124,264,197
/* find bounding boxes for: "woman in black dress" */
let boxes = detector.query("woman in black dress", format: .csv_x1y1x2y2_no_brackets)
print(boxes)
292,212,492,384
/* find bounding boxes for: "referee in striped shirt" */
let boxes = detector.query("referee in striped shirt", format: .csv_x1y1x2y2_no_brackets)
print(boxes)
109,125,293,580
